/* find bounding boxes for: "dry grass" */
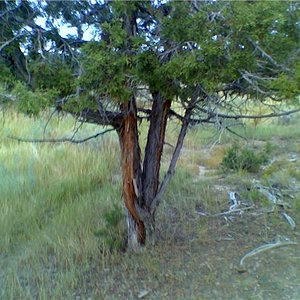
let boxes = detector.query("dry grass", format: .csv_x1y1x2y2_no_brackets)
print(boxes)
0,110,300,299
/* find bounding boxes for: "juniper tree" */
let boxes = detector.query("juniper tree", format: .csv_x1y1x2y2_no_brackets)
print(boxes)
1,0,299,249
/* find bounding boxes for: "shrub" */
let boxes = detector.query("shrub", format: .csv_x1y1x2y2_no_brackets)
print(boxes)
221,143,269,172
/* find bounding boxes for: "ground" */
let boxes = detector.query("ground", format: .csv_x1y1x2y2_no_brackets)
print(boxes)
0,111,299,299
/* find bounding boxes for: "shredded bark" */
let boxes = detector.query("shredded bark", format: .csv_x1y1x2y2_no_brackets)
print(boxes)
119,101,146,244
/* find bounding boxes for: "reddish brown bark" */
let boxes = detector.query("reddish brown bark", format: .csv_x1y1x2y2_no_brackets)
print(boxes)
118,100,146,246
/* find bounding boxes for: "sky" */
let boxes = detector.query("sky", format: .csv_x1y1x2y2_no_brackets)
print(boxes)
35,17,95,41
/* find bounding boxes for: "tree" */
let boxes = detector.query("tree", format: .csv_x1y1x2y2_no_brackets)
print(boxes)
1,0,299,250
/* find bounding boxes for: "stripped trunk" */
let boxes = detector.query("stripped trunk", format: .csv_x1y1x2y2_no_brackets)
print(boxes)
117,98,145,250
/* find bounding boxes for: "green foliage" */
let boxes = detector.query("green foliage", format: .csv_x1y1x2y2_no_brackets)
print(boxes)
269,62,300,101
30,59,75,97
135,51,161,88
14,83,57,116
1,0,300,112
94,204,125,251
101,20,127,48
221,143,270,173
0,59,15,87
80,42,132,102
12,82,58,116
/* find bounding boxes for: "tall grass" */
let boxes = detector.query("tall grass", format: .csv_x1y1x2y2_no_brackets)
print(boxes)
0,111,123,298
1,110,299,299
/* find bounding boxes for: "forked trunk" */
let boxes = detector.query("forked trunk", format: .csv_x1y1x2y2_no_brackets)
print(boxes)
117,94,172,249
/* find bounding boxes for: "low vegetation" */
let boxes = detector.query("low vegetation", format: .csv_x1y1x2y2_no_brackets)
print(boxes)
221,143,271,173
0,111,300,299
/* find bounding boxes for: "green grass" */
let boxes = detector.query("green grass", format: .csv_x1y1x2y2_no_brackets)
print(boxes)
0,110,300,299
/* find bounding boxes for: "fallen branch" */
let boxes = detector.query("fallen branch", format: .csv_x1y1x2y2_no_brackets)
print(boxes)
239,237,298,267
281,212,296,230
210,206,254,217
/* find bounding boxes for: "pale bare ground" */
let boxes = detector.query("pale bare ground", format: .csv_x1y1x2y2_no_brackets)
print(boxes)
87,141,300,300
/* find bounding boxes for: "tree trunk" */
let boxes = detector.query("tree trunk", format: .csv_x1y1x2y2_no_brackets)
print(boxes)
117,11,165,249
142,92,171,211
117,98,146,250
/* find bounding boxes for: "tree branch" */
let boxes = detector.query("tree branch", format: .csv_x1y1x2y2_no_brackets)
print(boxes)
197,107,300,120
248,38,289,71
0,32,24,53
224,126,247,141
8,128,115,144
56,97,124,128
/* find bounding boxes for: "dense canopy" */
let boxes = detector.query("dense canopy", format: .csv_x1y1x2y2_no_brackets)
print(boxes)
1,1,299,113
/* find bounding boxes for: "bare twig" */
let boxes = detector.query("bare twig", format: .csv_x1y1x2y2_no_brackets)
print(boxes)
71,112,85,140
8,128,115,144
37,29,46,60
225,126,247,140
43,109,58,137
197,107,300,120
